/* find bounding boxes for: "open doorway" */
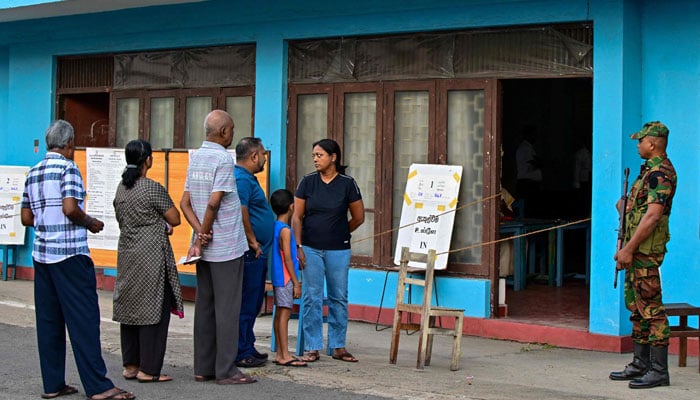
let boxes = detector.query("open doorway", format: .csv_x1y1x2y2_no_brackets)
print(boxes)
58,93,110,147
500,78,592,329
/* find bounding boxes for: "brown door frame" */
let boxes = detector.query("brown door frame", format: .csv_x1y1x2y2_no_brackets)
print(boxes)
334,82,382,265
286,83,334,191
380,81,437,267
287,79,501,307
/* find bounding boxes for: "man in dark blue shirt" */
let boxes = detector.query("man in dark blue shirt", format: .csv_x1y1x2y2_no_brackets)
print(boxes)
234,137,275,368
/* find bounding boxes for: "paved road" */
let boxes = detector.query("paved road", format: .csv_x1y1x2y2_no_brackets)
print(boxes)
0,279,699,399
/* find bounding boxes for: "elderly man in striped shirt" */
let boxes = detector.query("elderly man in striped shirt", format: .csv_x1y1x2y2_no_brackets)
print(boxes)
22,120,135,400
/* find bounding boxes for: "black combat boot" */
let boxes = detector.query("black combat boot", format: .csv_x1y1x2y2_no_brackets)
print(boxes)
609,342,649,380
628,345,670,389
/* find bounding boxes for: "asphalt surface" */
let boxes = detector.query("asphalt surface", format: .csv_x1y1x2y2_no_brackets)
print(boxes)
0,279,699,400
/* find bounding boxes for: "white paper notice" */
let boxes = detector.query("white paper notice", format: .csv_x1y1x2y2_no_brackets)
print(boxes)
0,166,30,245
85,148,125,250
393,164,463,270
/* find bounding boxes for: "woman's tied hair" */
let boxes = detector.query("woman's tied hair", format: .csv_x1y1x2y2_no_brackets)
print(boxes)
121,139,153,189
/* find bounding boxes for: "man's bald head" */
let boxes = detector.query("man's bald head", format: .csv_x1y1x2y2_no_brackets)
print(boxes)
203,110,234,148
204,110,233,137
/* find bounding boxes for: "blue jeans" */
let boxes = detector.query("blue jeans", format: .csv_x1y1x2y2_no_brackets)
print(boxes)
236,250,268,360
301,247,350,351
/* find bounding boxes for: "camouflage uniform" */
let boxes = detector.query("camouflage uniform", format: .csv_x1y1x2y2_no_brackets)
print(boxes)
610,121,676,388
623,142,677,347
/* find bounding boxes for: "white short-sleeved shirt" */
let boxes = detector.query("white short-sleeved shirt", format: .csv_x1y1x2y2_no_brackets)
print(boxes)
184,141,247,262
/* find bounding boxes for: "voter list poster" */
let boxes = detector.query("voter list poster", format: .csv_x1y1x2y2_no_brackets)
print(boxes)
85,148,126,250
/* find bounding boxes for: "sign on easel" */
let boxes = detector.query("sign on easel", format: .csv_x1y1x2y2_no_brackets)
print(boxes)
0,166,30,245
393,164,463,270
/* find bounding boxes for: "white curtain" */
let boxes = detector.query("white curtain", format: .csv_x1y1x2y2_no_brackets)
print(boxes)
149,97,174,150
296,94,328,179
226,96,253,139
391,91,430,252
116,98,139,148
185,97,212,149
343,93,376,256
447,90,484,264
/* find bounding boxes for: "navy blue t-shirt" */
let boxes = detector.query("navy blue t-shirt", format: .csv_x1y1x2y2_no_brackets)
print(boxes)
295,172,362,250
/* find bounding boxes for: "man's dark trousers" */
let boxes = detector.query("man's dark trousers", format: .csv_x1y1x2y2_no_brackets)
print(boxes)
236,250,268,360
34,255,114,396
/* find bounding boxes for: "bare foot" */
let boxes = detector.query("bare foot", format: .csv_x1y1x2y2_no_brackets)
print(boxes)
122,365,138,380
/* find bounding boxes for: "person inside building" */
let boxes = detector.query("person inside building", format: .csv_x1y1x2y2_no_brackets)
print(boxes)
515,124,543,217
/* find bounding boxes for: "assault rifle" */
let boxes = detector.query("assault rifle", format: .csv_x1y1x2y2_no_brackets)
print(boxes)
614,167,630,288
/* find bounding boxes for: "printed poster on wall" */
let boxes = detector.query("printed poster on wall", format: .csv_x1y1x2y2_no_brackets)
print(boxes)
393,164,463,270
0,166,30,245
85,148,126,250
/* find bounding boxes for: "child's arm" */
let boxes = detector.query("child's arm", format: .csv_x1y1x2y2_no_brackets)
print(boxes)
279,227,302,298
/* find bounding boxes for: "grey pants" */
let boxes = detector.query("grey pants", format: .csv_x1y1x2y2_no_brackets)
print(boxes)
194,257,244,379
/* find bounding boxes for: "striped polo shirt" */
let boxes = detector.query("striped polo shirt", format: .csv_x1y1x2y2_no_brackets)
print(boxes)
184,141,247,262
21,152,90,264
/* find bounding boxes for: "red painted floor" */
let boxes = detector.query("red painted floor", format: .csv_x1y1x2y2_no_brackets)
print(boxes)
504,278,589,330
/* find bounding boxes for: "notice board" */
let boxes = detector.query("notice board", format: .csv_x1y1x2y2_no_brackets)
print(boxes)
393,164,463,270
73,148,269,273
0,166,30,245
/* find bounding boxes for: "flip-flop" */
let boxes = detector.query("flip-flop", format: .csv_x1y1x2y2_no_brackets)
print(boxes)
41,384,78,399
274,358,308,367
89,388,135,400
332,351,359,363
301,351,320,362
137,373,173,383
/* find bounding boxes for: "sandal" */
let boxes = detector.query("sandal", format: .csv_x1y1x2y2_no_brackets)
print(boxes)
215,372,257,385
273,357,308,367
332,350,359,363
41,384,78,399
301,351,320,362
136,373,173,383
89,387,135,400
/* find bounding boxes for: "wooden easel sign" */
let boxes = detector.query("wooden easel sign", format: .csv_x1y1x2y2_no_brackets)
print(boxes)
393,164,463,270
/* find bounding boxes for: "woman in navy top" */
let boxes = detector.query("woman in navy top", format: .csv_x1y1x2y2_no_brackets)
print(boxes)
292,139,364,363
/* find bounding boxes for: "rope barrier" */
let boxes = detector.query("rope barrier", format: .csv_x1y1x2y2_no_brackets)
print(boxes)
351,193,502,244
349,191,591,259
436,217,591,257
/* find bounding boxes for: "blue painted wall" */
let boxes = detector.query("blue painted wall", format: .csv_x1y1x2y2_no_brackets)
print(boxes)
1,0,698,333
638,0,700,310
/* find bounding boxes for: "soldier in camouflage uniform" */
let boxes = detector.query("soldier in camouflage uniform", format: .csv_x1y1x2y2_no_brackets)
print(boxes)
609,121,677,389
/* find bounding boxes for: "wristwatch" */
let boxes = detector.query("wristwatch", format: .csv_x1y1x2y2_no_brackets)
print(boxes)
296,244,303,248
